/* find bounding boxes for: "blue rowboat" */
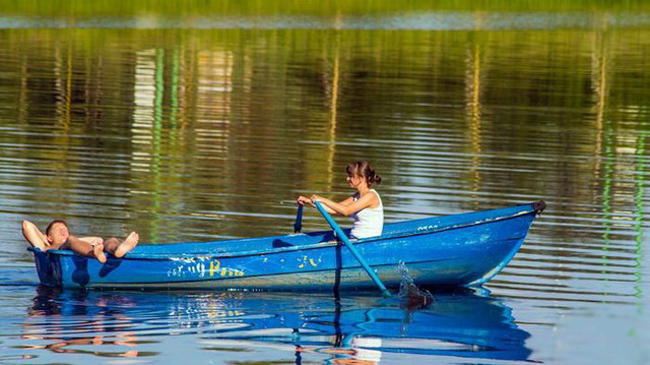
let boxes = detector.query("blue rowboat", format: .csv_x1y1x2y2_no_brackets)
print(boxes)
29,201,545,290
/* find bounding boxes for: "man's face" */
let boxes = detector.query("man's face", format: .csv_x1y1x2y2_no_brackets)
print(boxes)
47,223,69,246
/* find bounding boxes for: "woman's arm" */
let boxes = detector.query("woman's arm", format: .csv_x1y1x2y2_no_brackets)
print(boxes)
311,193,377,217
298,195,338,214
298,194,362,215
296,195,336,214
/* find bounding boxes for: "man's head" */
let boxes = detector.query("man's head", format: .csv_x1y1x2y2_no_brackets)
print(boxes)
45,220,69,246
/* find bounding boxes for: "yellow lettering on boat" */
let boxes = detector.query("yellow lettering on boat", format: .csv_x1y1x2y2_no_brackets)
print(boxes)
298,255,321,269
209,260,221,277
207,263,245,278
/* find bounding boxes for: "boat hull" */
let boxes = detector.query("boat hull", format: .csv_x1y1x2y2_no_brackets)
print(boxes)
30,202,544,290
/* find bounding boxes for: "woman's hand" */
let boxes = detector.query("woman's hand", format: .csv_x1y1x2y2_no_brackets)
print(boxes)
297,196,313,206
309,195,341,215
310,194,324,203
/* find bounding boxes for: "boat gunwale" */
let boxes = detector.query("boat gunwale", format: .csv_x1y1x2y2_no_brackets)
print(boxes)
28,204,538,262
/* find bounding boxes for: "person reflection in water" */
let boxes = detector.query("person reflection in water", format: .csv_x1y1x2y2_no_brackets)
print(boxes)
297,160,384,239
22,291,140,357
21,219,139,263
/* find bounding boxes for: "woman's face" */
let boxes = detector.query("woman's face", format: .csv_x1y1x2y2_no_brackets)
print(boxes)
347,173,363,188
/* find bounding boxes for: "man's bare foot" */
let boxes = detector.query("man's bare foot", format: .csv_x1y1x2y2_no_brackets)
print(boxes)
114,232,139,258
92,243,107,264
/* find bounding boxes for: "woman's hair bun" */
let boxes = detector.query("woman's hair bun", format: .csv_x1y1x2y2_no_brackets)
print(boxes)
371,173,382,185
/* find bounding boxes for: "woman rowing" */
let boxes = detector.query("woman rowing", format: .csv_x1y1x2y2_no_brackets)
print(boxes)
297,160,384,239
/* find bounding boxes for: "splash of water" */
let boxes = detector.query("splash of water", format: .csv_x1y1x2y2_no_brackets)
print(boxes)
396,261,435,308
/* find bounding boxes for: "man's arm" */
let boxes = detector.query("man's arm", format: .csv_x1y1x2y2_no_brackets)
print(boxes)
21,220,49,250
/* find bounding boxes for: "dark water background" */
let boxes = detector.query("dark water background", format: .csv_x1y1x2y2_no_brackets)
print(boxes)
0,2,649,364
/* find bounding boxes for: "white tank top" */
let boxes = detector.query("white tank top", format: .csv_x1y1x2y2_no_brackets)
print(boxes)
350,189,384,239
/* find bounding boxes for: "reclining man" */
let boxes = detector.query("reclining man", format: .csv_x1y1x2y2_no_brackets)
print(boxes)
21,219,139,263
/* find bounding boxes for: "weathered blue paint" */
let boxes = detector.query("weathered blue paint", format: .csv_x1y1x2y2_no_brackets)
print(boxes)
29,202,545,290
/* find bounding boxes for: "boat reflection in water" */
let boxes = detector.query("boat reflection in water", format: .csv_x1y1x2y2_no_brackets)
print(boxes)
22,286,152,359
21,286,532,363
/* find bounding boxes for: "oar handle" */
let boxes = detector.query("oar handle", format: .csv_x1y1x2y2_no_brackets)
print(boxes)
293,204,304,233
314,201,391,297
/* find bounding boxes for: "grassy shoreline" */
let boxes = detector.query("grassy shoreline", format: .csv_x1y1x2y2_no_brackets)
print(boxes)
1,0,649,18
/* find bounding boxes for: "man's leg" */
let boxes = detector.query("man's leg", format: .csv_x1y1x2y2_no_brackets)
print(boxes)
103,232,139,258
21,220,49,250
79,236,104,244
65,235,107,263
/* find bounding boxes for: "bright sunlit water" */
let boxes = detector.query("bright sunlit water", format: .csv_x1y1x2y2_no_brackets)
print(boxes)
0,2,649,364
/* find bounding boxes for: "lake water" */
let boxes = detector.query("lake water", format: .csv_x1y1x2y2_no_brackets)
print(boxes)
0,3,649,364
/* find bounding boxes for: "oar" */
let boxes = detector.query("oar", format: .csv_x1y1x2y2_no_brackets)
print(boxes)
314,201,391,297
293,204,304,233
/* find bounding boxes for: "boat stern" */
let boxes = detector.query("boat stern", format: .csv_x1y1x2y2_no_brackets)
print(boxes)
29,248,62,287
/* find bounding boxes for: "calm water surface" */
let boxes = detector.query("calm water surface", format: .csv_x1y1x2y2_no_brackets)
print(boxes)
0,4,649,364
